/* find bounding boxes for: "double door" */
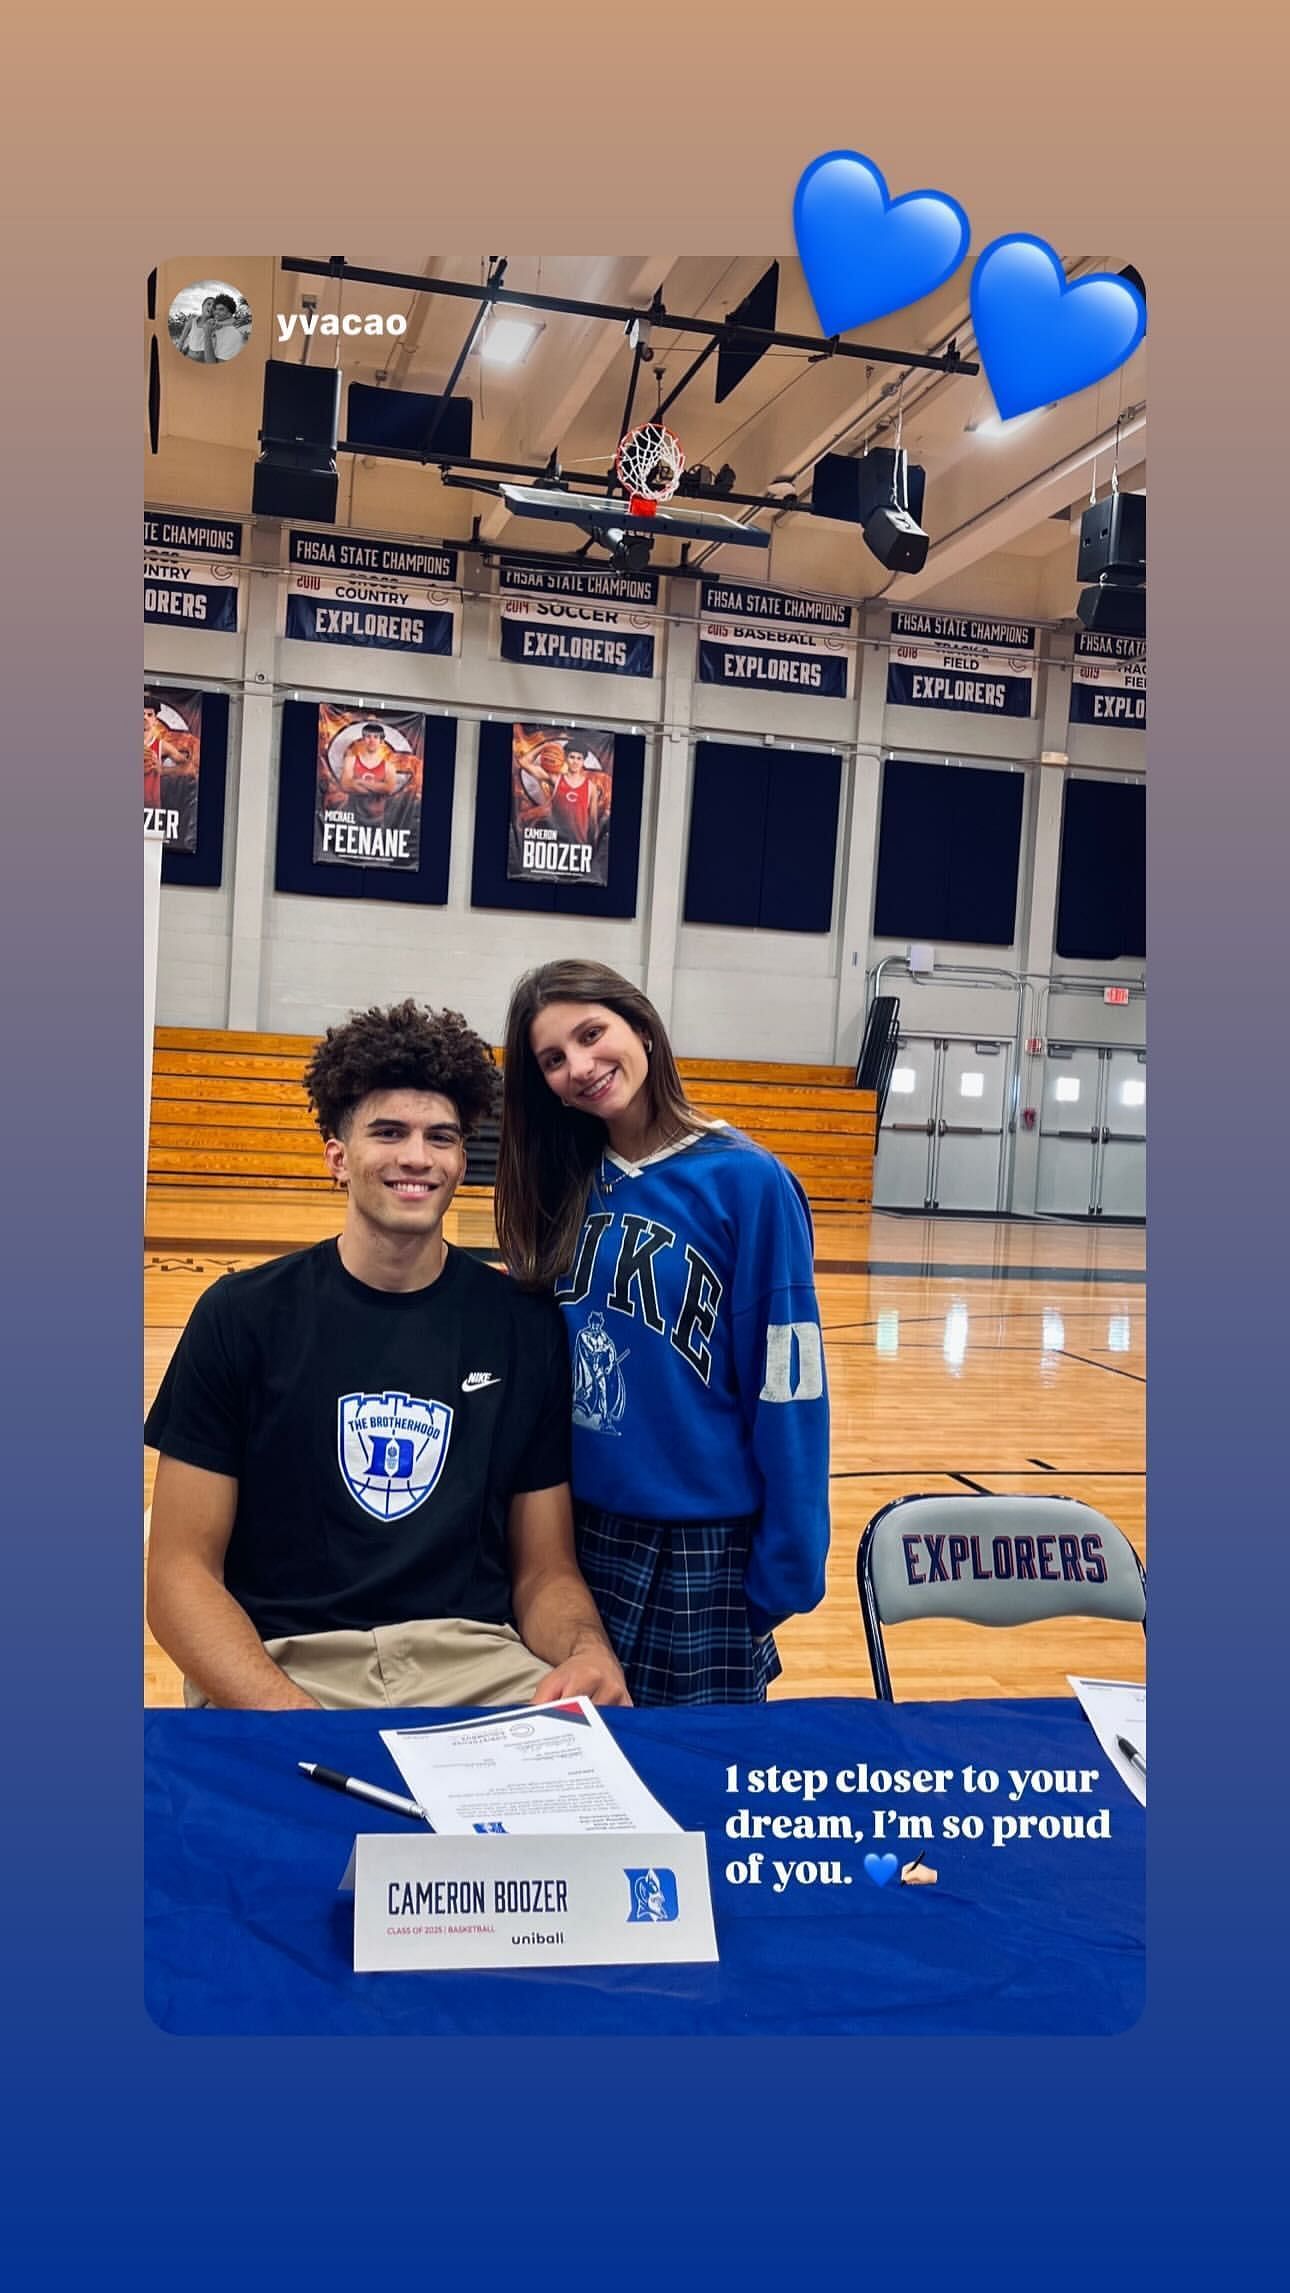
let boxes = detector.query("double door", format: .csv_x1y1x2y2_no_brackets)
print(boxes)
876,1034,1012,1212
1035,1043,1145,1217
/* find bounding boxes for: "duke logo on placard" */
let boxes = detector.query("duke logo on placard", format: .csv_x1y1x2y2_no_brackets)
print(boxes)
338,1390,453,1520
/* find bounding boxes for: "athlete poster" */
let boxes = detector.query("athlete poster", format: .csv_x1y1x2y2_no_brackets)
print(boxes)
143,686,202,852
508,725,614,884
314,705,424,868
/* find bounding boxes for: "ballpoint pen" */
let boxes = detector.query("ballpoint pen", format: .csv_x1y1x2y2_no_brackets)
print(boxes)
298,1762,428,1822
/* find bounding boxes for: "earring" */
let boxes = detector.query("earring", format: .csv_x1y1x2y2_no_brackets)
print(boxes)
644,1037,653,1055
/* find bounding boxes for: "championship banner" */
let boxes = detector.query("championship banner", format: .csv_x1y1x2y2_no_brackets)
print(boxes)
284,565,460,656
144,551,239,633
314,706,424,869
498,562,657,679
698,580,853,698
288,531,458,583
143,687,202,852
1070,631,1147,728
508,725,614,884
887,612,1037,717
144,514,242,558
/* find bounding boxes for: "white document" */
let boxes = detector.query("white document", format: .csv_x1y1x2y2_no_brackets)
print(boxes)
351,1829,716,1972
1068,1675,1146,1806
380,1696,681,1837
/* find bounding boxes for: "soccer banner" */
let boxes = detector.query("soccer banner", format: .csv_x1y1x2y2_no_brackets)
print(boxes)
698,580,853,698
508,725,614,884
498,562,658,678
314,707,424,869
1071,631,1147,728
143,687,202,852
284,566,460,656
144,551,239,633
887,612,1037,717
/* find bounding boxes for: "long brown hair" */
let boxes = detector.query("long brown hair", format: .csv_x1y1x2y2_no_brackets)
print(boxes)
495,960,708,1289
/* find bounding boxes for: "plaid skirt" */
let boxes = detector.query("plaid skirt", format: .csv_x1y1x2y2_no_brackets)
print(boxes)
575,1505,782,1707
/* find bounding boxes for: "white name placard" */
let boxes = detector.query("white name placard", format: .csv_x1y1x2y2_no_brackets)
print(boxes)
350,1830,717,1973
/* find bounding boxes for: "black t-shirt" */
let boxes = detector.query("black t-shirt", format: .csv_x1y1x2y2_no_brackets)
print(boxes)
144,1242,571,1640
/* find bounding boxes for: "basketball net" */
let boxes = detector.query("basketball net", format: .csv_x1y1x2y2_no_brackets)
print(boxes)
615,421,685,518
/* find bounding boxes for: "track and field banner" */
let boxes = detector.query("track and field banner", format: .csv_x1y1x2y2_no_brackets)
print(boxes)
507,724,614,884
497,562,658,679
698,580,854,698
144,551,240,633
143,687,202,852
887,612,1037,717
284,531,460,656
1070,631,1147,728
314,706,424,868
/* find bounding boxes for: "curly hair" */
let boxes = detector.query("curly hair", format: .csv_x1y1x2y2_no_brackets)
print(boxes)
303,999,499,1141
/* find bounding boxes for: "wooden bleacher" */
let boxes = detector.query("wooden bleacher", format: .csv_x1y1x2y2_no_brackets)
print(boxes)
148,1028,875,1211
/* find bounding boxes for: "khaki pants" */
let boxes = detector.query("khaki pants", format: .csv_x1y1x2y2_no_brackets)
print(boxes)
184,1617,553,1711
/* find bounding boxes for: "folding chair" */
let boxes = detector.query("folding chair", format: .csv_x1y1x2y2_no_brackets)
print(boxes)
856,1493,1146,1699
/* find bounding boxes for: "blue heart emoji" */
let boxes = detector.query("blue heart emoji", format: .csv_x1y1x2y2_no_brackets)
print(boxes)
864,1852,899,1888
970,234,1146,422
794,150,970,336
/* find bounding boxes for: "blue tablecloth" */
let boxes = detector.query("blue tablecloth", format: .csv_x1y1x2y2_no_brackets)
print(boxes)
145,1698,1144,2036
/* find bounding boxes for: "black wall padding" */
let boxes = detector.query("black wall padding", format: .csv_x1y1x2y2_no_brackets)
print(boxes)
470,719,644,918
274,701,456,905
1055,778,1146,959
684,741,841,934
161,691,230,891
874,757,1024,946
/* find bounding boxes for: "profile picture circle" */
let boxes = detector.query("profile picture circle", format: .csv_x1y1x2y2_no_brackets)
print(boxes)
167,279,253,364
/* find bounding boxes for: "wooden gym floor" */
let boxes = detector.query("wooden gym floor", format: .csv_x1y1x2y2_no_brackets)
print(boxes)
144,1190,1145,1706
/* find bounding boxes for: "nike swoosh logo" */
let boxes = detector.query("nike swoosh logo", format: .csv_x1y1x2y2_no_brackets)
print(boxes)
461,1374,501,1392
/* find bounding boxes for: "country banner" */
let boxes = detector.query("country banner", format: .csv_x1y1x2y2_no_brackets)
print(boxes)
144,551,240,633
698,579,853,698
144,513,242,558
1070,631,1147,728
887,612,1037,717
284,568,460,656
497,561,657,678
288,530,458,583
143,687,202,852
508,725,614,885
314,706,424,869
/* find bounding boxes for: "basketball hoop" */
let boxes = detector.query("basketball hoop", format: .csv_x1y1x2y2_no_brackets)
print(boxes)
615,421,686,517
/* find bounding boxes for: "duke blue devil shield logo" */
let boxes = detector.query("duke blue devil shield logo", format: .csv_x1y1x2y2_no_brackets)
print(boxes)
338,1390,452,1520
624,1867,679,1923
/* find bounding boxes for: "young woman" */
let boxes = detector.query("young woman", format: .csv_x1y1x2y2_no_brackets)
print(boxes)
496,959,830,1706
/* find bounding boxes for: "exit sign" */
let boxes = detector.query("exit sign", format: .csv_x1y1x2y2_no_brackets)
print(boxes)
1103,987,1131,1005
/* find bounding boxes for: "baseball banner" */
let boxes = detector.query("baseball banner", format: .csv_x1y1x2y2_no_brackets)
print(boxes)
498,562,658,678
508,725,614,884
1071,631,1147,728
698,580,853,698
887,612,1038,717
143,687,202,852
314,706,424,868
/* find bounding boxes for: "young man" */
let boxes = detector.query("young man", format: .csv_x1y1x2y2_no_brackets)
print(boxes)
145,1000,629,1711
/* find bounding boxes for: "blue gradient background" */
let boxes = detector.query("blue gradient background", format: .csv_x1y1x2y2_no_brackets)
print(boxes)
5,1,1285,2280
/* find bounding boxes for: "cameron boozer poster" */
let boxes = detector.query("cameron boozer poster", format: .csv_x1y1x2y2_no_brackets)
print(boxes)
314,706,424,868
508,725,614,884
143,686,202,851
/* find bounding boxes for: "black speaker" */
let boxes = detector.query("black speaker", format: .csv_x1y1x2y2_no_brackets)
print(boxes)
251,460,340,521
813,448,926,527
863,501,930,574
260,359,340,460
254,359,341,522
1078,491,1145,583
1076,581,1146,638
